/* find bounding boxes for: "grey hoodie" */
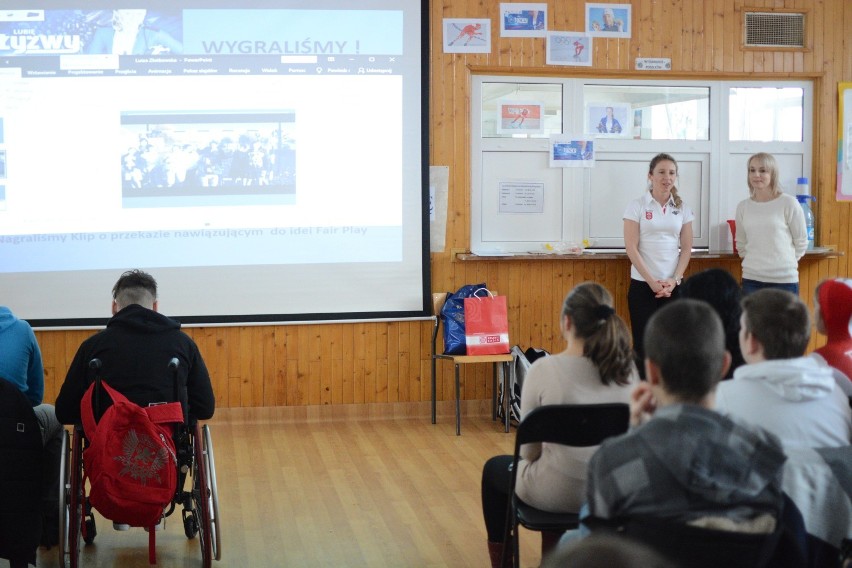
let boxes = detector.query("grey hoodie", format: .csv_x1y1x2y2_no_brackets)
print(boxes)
715,356,852,449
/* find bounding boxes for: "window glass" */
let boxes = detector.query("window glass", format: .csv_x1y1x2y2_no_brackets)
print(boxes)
481,83,563,138
728,87,804,142
583,85,710,140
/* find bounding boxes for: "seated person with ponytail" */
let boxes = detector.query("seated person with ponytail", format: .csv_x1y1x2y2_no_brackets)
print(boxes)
480,282,638,567
55,269,215,425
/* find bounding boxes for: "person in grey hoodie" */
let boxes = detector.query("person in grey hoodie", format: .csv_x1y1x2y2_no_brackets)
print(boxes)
715,288,852,449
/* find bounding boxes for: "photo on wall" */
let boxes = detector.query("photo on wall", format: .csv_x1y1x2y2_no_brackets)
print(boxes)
443,18,490,53
585,3,631,38
496,101,545,134
588,103,631,137
549,135,595,168
546,32,592,66
500,3,547,38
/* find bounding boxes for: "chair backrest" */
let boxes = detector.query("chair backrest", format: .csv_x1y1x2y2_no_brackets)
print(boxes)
585,514,783,568
506,404,629,510
0,377,41,450
0,378,43,563
583,494,808,568
513,403,630,451
432,292,448,318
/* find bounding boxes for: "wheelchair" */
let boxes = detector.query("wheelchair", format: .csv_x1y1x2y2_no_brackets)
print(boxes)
58,416,221,567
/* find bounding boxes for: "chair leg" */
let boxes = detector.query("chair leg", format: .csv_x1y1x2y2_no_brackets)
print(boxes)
455,364,461,435
502,362,510,433
431,355,437,425
512,521,521,568
492,362,498,422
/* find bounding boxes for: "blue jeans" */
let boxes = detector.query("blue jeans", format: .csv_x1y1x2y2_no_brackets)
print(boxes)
741,278,799,297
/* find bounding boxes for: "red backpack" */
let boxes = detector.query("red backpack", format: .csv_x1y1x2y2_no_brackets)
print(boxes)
81,380,184,527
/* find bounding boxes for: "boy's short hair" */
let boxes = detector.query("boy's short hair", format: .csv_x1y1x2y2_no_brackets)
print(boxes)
112,269,158,310
644,299,725,403
741,289,810,360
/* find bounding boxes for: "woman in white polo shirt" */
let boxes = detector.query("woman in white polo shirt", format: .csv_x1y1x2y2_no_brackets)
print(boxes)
623,153,694,372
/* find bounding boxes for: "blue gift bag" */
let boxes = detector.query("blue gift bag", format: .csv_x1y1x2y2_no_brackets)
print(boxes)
440,283,486,354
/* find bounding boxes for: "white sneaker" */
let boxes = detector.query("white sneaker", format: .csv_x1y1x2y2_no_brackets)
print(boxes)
144,518,165,532
112,522,131,531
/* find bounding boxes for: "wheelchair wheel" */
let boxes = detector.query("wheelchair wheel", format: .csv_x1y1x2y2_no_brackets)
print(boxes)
58,428,84,568
202,424,221,561
193,423,213,568
57,430,69,567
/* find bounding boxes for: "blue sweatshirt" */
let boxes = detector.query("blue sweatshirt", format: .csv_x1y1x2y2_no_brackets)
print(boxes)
0,306,44,406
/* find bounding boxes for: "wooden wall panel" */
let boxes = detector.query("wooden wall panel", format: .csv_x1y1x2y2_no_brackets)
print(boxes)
35,0,852,409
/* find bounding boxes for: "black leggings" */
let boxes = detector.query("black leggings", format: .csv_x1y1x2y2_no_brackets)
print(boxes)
481,454,513,542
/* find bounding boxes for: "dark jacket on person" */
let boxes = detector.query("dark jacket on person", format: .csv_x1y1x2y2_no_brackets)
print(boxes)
55,304,215,424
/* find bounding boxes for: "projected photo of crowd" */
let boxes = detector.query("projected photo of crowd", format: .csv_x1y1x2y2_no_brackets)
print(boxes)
119,112,296,206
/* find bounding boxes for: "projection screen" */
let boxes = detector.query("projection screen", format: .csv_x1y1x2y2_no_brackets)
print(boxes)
0,1,429,327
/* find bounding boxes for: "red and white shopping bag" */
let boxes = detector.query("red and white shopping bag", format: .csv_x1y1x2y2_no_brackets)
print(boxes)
463,289,510,355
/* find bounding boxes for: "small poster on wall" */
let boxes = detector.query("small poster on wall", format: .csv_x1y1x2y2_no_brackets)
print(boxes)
500,3,547,38
585,3,632,38
588,103,631,137
546,33,592,66
496,100,545,134
443,18,491,54
838,83,852,200
549,136,595,168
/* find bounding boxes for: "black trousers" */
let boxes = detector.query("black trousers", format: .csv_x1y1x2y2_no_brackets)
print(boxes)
627,279,680,376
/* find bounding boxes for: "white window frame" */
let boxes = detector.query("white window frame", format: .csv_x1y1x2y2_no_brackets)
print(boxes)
470,75,813,254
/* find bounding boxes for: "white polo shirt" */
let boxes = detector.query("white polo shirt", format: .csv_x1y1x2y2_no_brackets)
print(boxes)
623,192,694,282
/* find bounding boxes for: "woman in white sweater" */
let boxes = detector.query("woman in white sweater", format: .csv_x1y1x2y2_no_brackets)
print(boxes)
479,282,637,567
735,152,807,296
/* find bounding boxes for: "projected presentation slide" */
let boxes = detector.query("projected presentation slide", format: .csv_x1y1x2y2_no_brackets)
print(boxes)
0,2,426,323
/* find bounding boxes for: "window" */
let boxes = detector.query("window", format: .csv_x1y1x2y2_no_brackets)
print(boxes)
729,87,804,142
471,76,812,254
583,85,710,140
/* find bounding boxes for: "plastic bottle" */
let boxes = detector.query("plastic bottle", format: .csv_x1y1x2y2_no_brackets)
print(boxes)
796,192,816,251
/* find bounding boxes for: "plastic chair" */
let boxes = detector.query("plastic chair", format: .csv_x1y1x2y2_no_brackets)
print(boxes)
502,403,630,568
431,291,513,435
0,377,43,568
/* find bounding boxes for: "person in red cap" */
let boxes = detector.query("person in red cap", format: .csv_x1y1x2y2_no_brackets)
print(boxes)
813,277,852,383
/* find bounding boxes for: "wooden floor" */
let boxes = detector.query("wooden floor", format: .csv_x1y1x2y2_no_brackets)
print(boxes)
16,403,543,568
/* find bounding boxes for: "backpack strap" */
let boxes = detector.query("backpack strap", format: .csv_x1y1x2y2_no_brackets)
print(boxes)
81,380,184,438
81,380,129,438
145,402,184,425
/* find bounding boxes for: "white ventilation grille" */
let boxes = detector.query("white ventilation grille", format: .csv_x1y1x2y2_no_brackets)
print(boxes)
744,12,805,48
